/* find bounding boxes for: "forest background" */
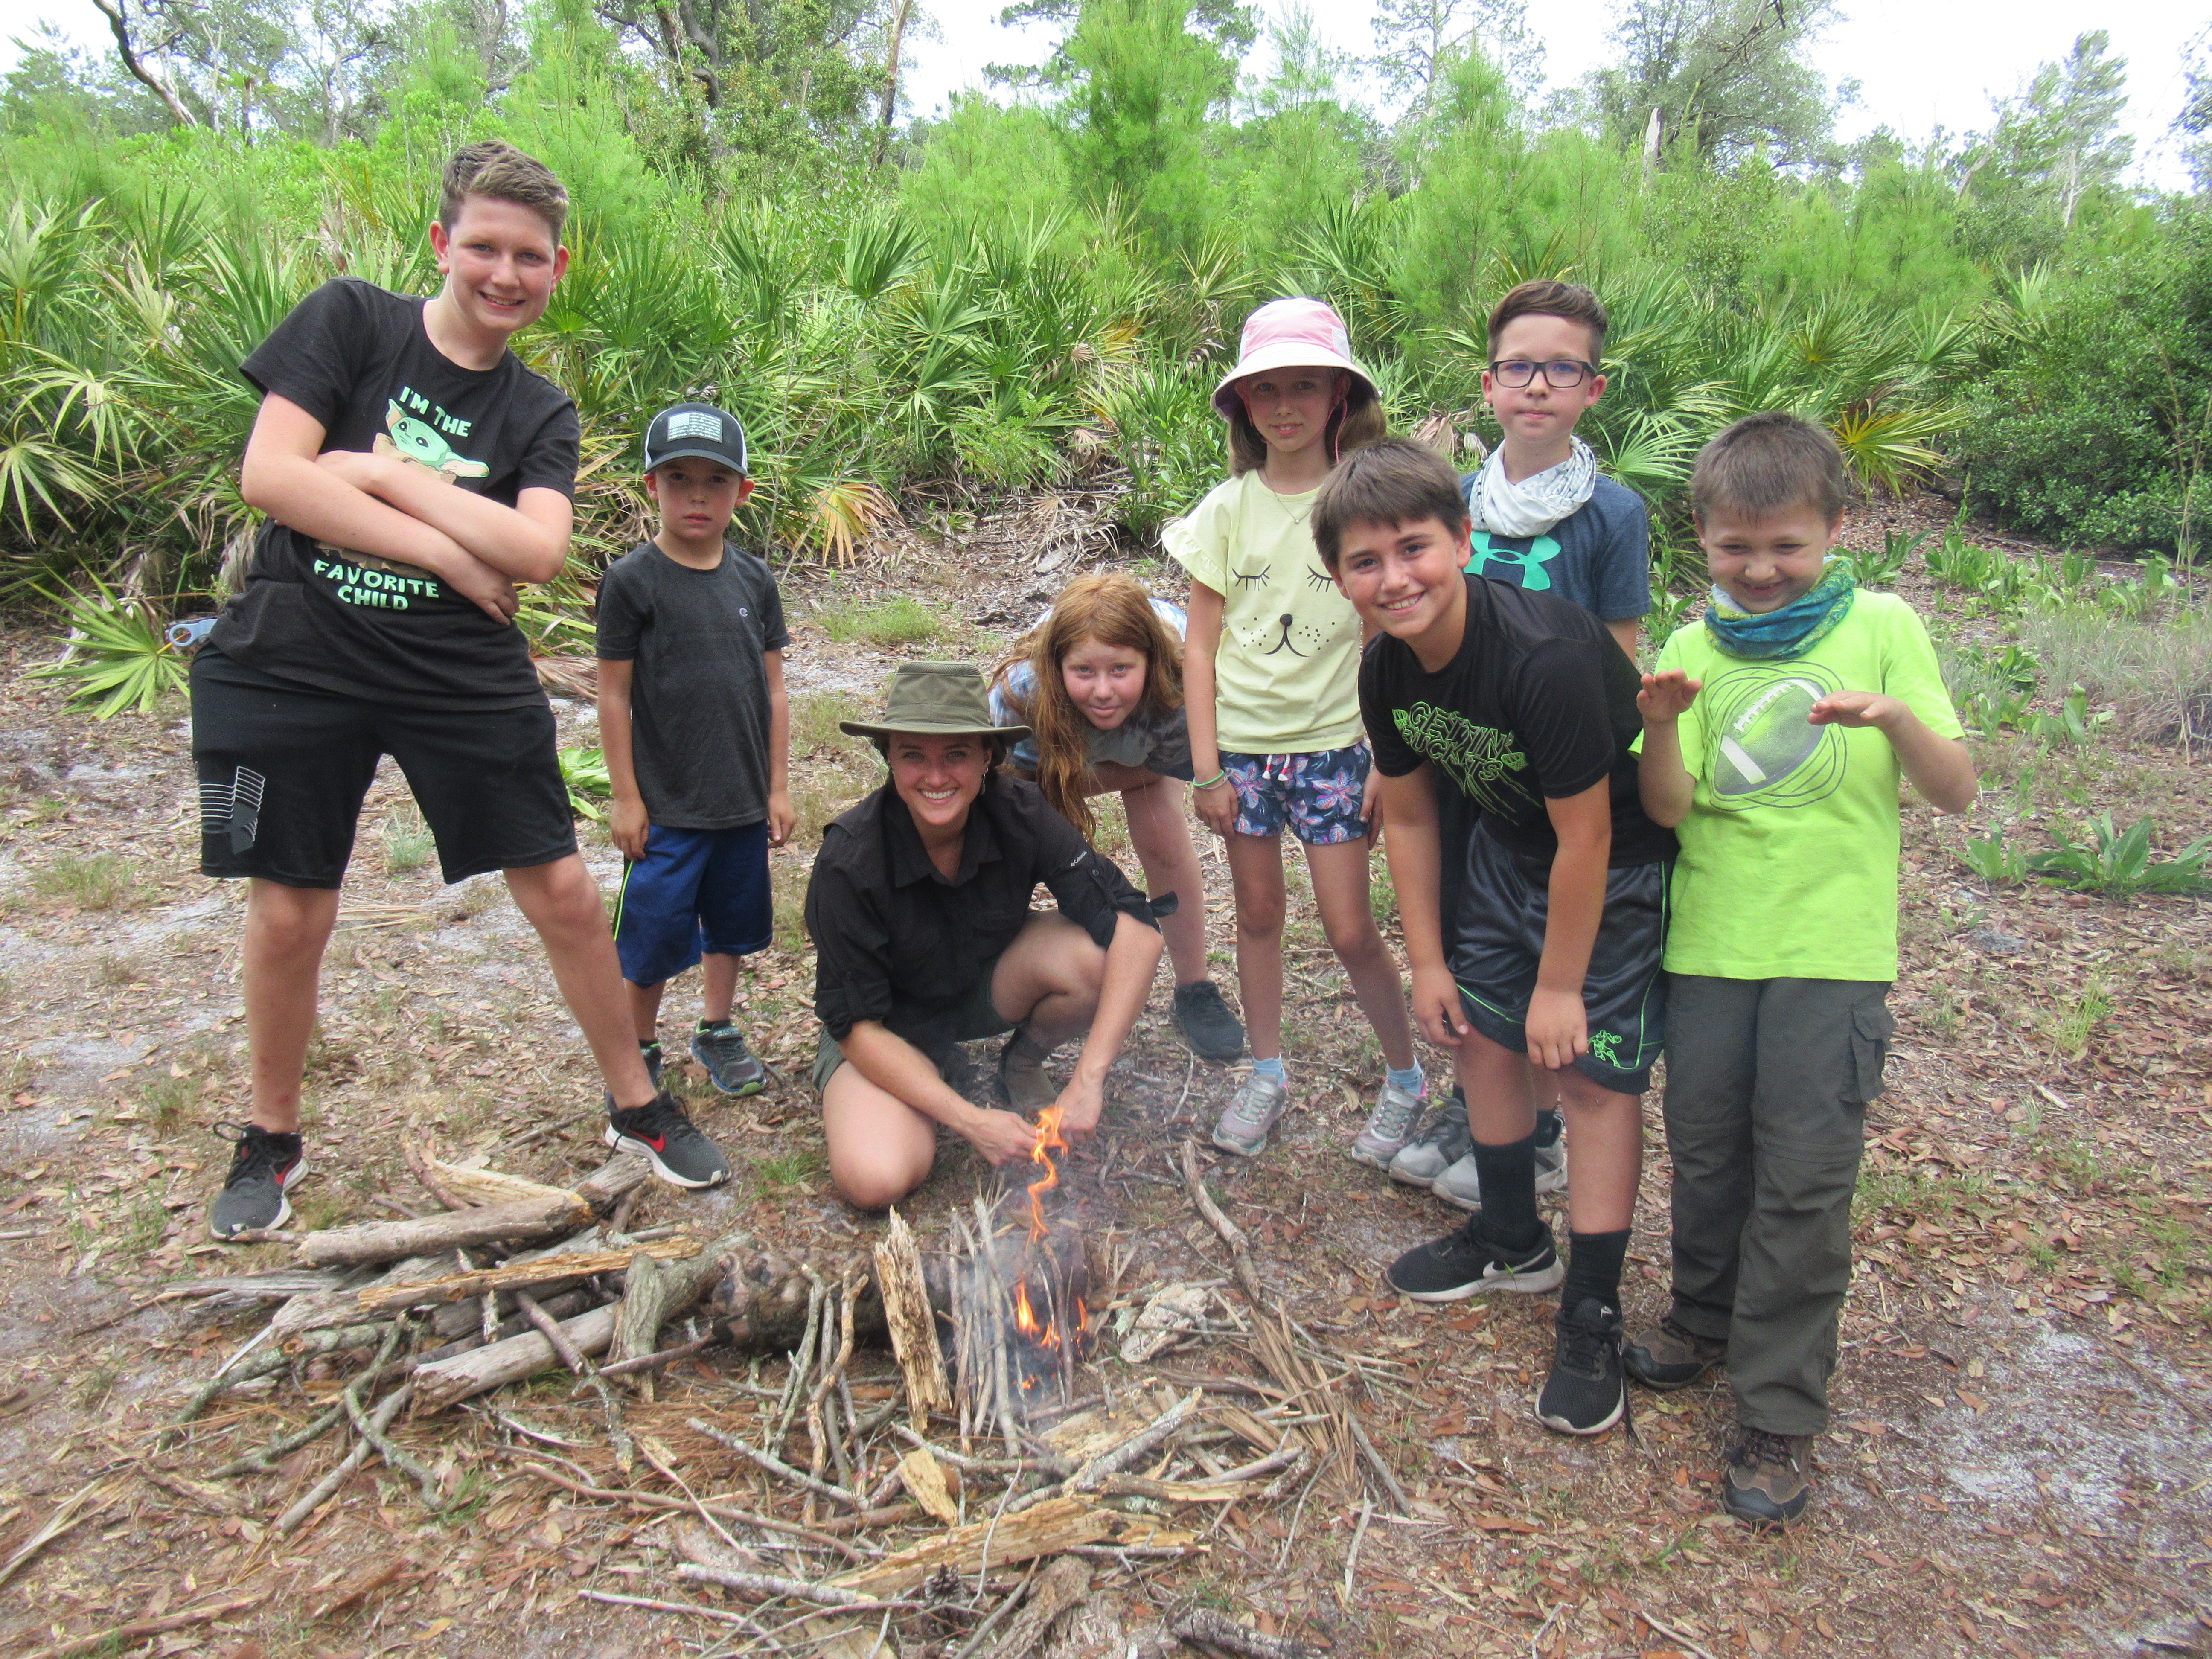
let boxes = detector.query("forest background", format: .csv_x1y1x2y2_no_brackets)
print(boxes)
0,0,2209,630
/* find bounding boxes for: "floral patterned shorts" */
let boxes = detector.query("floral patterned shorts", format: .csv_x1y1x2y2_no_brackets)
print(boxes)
1219,744,1371,845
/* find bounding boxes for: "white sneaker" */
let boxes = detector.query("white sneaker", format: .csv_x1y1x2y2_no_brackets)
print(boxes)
1350,1079,1426,1168
1211,1073,1291,1156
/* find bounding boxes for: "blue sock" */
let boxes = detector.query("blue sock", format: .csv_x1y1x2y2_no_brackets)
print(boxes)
1386,1061,1426,1097
1251,1056,1288,1085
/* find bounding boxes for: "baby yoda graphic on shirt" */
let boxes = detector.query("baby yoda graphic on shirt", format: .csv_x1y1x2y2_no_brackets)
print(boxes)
373,399,491,482
311,399,492,613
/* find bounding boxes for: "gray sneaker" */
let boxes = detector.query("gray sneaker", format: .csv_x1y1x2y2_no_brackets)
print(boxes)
1534,1109,1568,1194
1389,1096,1471,1187
1351,1079,1426,1168
1211,1072,1290,1157
1435,1118,1569,1209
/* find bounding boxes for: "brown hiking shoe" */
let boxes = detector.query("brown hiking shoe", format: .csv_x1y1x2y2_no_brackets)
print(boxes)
996,1030,1057,1113
1723,1426,1815,1527
1624,1317,1728,1391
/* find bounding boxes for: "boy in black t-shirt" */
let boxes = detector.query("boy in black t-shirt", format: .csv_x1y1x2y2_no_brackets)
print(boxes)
1316,438,1675,1438
597,403,792,1102
195,142,728,1238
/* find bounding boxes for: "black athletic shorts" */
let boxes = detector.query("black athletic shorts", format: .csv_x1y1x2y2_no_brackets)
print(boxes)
1449,822,1670,1096
190,647,578,889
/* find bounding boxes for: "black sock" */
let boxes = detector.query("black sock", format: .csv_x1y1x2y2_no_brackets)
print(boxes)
639,1038,661,1053
698,1018,733,1031
1470,1134,1540,1249
1562,1229,1630,1314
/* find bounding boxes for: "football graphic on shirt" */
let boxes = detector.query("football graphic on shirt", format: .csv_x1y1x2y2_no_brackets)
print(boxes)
1700,663,1848,810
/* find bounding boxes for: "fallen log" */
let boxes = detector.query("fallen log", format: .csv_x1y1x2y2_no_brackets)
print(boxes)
357,1239,701,1313
983,1554,1091,1659
1170,1608,1321,1659
297,1192,594,1269
612,1228,745,1377
574,1152,654,1214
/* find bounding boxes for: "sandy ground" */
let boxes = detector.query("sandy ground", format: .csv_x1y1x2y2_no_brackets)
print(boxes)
0,492,2206,1659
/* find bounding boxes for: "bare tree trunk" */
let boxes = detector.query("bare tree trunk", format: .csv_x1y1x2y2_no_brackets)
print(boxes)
872,0,914,169
1641,102,1664,181
90,0,199,128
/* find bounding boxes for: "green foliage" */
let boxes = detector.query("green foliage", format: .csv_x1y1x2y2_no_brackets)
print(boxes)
1923,521,2029,605
558,746,613,820
33,580,191,716
821,595,939,647
1960,830,2028,886
2026,812,2212,896
1846,526,1928,588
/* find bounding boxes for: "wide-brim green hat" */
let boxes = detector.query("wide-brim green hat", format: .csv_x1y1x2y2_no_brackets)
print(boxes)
839,660,1031,742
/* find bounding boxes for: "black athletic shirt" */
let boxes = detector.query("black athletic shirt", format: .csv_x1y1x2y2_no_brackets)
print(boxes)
210,278,581,711
1361,575,1674,869
595,541,791,830
805,771,1155,1045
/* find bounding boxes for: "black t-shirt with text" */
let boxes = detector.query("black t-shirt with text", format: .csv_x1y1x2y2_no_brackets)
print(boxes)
595,541,791,830
209,278,581,710
1361,576,1674,869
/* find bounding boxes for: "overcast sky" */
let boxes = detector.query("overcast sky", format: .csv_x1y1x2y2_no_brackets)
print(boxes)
3,0,2203,189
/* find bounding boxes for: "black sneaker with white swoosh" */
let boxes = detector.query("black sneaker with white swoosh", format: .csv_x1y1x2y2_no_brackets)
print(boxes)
604,1089,731,1188
1384,1215,1564,1302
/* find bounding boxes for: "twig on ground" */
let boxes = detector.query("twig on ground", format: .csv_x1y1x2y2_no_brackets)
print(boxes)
948,1558,1039,1659
14,1590,268,1659
1169,1607,1321,1659
1345,1416,1412,1515
518,1289,634,1473
0,1475,124,1593
276,1383,413,1534
690,1416,867,1509
511,1458,865,1562
596,1332,717,1380
674,1563,920,1609
579,1588,759,1627
1632,1606,1724,1659
1341,1498,1372,1605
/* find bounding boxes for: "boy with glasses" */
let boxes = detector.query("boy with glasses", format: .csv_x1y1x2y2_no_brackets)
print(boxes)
1388,281,1652,1212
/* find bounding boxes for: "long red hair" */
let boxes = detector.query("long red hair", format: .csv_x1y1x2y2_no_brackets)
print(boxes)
991,572,1185,841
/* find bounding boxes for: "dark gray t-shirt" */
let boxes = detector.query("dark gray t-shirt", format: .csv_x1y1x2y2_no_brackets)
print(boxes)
595,541,790,830
1455,473,1651,621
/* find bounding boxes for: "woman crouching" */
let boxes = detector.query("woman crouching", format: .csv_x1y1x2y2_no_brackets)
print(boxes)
803,661,1164,1210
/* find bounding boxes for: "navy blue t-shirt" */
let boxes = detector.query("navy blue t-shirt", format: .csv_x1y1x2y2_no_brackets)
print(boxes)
1456,473,1651,622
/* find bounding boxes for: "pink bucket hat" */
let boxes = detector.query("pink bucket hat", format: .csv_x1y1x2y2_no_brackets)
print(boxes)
1211,296,1377,422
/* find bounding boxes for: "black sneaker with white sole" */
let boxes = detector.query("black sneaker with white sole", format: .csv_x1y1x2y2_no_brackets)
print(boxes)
208,1122,307,1238
605,1089,731,1188
1536,1297,1628,1435
1384,1216,1563,1302
1171,980,1246,1062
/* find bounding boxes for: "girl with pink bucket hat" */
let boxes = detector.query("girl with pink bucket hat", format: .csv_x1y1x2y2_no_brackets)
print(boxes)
1165,296,1426,1162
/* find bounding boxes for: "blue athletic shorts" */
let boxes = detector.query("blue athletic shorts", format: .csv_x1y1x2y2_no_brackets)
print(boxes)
1220,743,1371,845
613,822,774,988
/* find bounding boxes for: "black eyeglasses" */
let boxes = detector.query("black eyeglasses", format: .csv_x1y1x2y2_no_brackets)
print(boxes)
1488,358,1600,389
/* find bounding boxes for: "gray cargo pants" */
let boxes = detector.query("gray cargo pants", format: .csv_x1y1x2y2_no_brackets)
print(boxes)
1661,975,1894,1436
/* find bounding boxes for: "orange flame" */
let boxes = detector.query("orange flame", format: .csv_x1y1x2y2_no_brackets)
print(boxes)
1013,1276,1060,1350
1025,1103,1067,1242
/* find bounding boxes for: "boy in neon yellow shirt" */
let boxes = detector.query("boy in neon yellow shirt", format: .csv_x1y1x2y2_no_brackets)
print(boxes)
1634,413,1978,1525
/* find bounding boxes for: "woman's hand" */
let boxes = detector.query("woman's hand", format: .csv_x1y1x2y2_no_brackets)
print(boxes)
966,1106,1041,1167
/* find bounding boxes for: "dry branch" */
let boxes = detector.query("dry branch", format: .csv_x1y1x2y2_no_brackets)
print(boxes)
15,1590,268,1659
673,1563,905,1609
982,1554,1091,1659
1170,1607,1321,1659
297,1191,593,1268
687,1416,865,1509
828,1496,1196,1596
357,1240,700,1313
411,1304,618,1414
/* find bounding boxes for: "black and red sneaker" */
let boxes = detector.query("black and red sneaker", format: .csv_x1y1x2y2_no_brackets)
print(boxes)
604,1089,731,1189
208,1122,307,1238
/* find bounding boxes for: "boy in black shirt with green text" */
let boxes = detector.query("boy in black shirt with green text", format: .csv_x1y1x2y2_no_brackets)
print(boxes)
194,142,728,1237
1317,438,1674,1435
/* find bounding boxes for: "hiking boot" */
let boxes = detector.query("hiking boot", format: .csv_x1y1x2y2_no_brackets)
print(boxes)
996,1031,1057,1113
1171,980,1246,1062
639,1041,664,1087
1384,1217,1562,1302
1723,1427,1815,1527
208,1122,307,1238
1389,1093,1471,1187
605,1089,731,1189
1625,1317,1728,1391
1350,1077,1426,1169
1534,1107,1567,1194
1536,1298,1628,1435
691,1020,766,1097
1211,1071,1290,1157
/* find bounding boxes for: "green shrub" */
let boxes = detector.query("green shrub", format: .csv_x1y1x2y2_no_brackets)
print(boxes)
821,596,938,648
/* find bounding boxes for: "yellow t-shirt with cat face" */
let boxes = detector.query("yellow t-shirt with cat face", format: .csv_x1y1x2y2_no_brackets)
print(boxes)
1163,471,1366,754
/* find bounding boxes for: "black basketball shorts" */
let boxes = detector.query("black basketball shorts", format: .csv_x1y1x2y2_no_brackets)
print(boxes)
190,648,578,890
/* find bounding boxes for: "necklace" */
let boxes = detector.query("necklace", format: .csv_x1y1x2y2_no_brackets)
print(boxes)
1257,472,1318,525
